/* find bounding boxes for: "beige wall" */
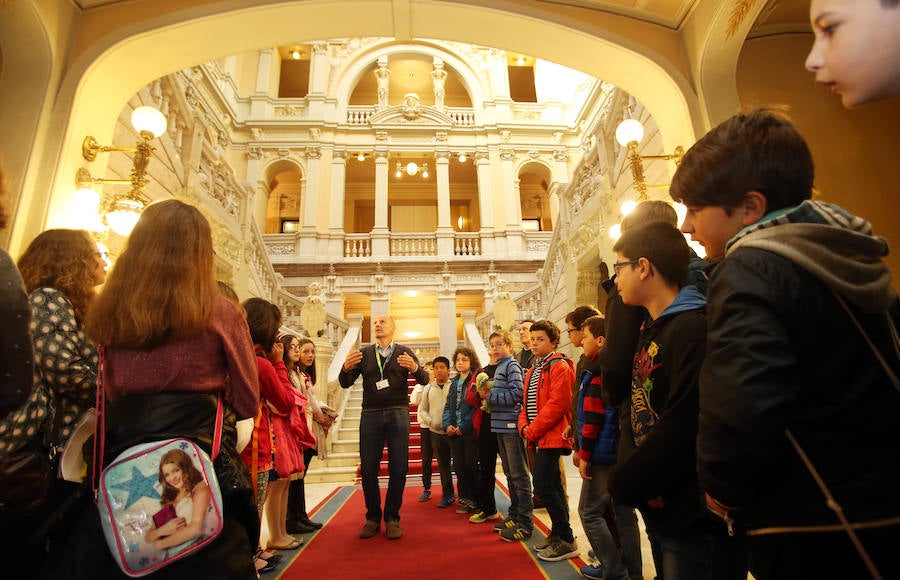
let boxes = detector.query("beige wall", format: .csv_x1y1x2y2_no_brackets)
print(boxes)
737,34,900,281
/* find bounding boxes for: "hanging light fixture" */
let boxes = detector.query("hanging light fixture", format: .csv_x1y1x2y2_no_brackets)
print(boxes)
395,162,403,178
405,161,419,176
357,152,366,162
421,162,429,179
78,105,167,237
458,152,467,163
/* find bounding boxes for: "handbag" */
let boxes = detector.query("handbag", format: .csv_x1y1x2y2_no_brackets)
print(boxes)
92,347,226,577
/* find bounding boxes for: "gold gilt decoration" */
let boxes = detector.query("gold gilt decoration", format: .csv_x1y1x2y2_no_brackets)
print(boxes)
726,0,757,40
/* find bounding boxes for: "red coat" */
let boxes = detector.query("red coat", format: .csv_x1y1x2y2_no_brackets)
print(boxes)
518,353,574,450
241,357,294,473
464,368,485,435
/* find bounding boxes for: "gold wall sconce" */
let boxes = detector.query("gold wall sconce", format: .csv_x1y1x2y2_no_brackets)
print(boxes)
615,118,684,201
78,105,167,236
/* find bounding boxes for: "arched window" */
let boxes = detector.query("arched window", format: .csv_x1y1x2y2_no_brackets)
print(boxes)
264,162,303,233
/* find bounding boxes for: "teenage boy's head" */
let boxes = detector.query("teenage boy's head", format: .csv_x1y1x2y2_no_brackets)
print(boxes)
621,199,677,232
580,315,606,359
488,331,514,360
670,107,814,260
432,356,451,383
612,221,690,306
564,305,600,348
805,0,900,108
530,320,560,358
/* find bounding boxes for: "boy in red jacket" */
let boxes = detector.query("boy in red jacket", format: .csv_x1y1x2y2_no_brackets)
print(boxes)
515,320,577,562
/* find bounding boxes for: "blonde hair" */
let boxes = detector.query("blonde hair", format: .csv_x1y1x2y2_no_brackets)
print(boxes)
87,200,218,348
18,229,98,322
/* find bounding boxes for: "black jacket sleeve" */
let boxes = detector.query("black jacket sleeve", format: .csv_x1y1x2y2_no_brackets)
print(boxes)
597,280,645,407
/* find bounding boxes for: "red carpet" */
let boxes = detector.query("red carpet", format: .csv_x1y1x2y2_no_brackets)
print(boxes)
276,485,549,579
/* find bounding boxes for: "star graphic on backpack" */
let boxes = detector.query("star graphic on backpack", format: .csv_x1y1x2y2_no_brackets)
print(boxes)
108,465,161,510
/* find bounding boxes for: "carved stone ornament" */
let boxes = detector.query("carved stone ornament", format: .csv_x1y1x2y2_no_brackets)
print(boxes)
306,147,322,160
401,93,422,121
309,127,321,141
375,131,389,141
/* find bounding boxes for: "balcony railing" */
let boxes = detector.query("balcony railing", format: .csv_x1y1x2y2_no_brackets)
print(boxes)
344,234,372,257
391,234,437,256
453,233,481,256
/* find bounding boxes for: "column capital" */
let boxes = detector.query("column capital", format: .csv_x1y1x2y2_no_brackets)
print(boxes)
475,151,490,163
332,149,348,161
434,150,452,162
374,149,390,161
500,148,516,161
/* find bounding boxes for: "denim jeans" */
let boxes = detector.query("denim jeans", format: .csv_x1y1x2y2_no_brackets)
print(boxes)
359,407,409,523
447,431,478,501
423,430,454,498
474,421,499,514
496,433,533,531
578,463,629,580
613,502,644,580
533,447,572,542
656,528,746,580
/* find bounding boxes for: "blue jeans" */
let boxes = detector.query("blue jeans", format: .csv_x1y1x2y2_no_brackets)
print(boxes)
656,528,746,580
496,432,533,530
359,407,409,523
533,448,572,542
613,502,644,580
578,463,629,580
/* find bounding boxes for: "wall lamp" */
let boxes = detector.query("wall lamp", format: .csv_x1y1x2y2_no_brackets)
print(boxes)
79,105,167,236
614,118,684,201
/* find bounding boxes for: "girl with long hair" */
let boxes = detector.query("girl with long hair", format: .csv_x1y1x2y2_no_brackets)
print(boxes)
280,335,325,532
239,298,298,560
145,449,212,551
442,346,481,515
41,199,260,579
17,229,105,447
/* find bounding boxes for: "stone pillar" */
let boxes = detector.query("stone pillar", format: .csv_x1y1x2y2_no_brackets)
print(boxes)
435,151,453,257
298,147,321,256
309,43,328,94
328,150,347,257
255,48,273,93
475,151,496,256
371,150,390,257
500,148,523,255
438,292,458,358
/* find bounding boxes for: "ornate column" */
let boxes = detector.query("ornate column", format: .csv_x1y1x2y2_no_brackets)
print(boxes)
475,150,496,256
371,150,390,257
251,48,274,117
370,263,389,325
298,147,321,256
500,148,523,256
438,263,458,357
328,150,347,257
435,150,453,257
307,43,329,118
576,268,602,309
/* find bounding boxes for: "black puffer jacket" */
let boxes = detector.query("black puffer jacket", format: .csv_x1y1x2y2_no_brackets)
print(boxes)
699,245,900,531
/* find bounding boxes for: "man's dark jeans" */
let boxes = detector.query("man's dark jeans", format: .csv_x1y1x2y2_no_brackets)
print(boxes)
359,407,409,523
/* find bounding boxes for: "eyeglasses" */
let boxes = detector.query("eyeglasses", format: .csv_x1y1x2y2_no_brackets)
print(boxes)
566,328,579,335
289,344,301,351
613,259,639,275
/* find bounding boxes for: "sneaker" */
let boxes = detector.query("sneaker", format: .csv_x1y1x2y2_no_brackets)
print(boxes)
469,510,500,524
537,537,579,562
437,495,456,508
532,533,557,552
385,520,402,540
455,499,475,514
493,516,516,531
418,489,431,502
499,526,532,542
580,564,605,580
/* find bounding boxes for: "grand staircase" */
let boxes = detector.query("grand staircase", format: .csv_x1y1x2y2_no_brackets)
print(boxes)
304,375,436,484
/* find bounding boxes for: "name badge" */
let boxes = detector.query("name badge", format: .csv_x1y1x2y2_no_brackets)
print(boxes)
376,379,390,390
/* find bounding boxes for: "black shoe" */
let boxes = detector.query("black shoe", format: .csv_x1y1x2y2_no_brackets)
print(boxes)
300,516,323,530
287,520,316,534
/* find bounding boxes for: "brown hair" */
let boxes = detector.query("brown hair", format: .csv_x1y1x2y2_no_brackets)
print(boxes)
613,221,690,287
282,334,316,384
670,107,813,212
18,229,98,322
565,305,599,328
453,346,481,371
621,200,677,232
158,449,205,504
580,315,606,339
488,330,514,348
87,200,218,348
243,297,282,352
530,319,561,346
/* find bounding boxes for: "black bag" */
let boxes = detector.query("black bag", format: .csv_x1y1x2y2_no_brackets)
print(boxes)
0,442,55,521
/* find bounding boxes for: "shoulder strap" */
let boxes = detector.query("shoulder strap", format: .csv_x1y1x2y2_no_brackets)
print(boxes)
832,291,900,395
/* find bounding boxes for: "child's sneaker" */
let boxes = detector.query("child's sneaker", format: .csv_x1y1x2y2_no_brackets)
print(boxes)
469,510,500,524
537,537,579,562
498,526,532,542
437,495,456,508
579,564,605,579
493,516,515,531
418,489,431,502
531,533,556,552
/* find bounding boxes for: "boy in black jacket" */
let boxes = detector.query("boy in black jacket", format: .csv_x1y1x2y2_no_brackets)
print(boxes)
607,221,743,579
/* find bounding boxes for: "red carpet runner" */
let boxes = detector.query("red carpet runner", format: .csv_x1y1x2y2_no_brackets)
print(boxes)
276,485,552,579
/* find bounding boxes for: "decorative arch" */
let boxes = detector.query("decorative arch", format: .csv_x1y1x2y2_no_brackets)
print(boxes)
333,40,488,123
517,160,553,231
262,158,304,234
23,0,699,244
